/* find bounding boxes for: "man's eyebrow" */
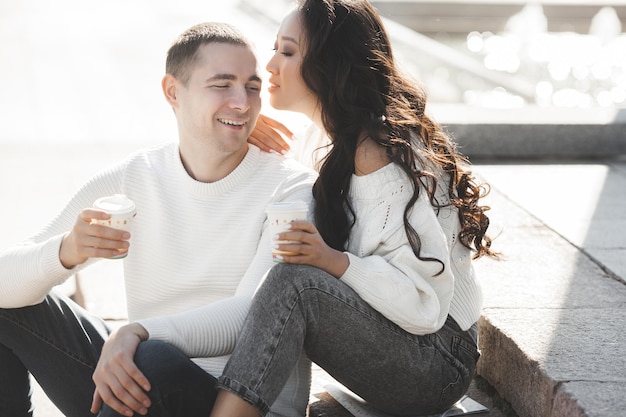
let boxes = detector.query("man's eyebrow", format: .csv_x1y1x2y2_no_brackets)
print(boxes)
206,74,262,83
206,74,236,82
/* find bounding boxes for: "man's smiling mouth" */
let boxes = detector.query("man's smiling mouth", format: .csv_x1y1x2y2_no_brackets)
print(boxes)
218,118,246,126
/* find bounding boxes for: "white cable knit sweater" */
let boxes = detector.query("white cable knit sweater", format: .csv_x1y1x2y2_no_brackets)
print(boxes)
0,142,317,417
291,124,483,334
341,163,483,334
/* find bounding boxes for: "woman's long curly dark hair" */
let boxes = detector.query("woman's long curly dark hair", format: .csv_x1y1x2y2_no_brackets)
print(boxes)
298,0,497,262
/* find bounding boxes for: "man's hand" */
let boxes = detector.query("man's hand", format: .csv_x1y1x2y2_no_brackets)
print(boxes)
91,323,151,416
248,114,293,154
59,208,130,269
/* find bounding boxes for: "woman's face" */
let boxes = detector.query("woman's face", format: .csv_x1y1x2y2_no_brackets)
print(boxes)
266,10,317,116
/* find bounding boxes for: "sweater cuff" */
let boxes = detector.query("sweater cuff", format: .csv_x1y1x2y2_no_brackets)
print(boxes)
42,234,76,285
339,252,371,289
136,317,169,342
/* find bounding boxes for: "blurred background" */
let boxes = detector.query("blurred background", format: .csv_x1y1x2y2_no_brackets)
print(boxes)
2,0,624,249
373,0,626,110
1,0,624,146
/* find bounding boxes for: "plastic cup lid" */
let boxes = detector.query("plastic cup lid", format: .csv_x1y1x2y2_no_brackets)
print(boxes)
94,194,136,214
266,200,308,213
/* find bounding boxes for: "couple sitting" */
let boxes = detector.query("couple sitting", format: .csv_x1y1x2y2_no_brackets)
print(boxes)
0,1,496,416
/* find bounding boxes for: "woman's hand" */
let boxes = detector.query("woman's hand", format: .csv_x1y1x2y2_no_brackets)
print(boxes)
59,209,131,269
274,220,349,278
248,114,293,154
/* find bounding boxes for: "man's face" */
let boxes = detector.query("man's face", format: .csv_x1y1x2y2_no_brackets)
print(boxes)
174,42,262,153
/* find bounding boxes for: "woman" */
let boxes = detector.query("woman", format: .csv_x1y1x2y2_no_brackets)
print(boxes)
212,0,498,415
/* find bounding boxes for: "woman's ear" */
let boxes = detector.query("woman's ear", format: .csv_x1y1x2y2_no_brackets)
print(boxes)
162,74,179,108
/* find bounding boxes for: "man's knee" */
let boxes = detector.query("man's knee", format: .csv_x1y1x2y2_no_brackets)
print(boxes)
133,340,184,378
131,340,217,415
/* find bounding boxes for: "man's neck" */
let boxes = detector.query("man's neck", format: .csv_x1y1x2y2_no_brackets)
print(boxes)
178,141,249,183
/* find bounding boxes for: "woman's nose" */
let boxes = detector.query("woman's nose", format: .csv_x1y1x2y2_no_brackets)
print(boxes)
266,54,278,74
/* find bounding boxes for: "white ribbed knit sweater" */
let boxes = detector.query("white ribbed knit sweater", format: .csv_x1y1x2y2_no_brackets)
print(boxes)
0,142,317,417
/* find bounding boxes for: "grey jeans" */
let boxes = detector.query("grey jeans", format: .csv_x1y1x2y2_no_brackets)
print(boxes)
217,264,479,416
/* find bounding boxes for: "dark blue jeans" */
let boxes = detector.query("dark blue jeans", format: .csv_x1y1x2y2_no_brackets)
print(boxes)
218,264,480,417
0,291,217,417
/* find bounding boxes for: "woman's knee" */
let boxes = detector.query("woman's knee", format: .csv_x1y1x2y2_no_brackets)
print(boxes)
265,264,333,292
258,264,346,317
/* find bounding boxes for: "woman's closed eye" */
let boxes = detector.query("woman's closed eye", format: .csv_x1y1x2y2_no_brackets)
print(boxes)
272,47,293,57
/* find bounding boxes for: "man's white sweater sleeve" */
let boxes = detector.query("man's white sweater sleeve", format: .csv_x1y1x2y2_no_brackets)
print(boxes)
137,169,316,358
0,164,125,308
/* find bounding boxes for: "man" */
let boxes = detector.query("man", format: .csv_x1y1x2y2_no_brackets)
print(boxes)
0,22,315,417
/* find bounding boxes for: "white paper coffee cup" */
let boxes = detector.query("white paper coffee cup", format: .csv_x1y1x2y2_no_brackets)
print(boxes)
266,201,308,262
92,194,137,259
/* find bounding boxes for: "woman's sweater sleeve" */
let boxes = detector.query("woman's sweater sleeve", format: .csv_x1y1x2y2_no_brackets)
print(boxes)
340,181,455,335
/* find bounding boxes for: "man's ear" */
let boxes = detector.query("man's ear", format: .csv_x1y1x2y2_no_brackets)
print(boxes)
162,74,179,108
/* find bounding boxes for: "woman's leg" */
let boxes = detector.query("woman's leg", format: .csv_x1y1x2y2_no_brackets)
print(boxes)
216,264,479,416
98,340,219,417
0,291,111,417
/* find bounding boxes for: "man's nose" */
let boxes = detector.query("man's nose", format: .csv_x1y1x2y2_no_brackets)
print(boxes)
229,86,250,111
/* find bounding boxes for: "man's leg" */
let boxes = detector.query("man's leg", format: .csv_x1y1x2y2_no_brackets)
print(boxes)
0,343,34,416
0,290,111,417
98,340,219,417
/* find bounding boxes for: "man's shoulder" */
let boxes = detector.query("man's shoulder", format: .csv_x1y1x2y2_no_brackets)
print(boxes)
120,141,175,168
128,141,175,158
254,146,317,181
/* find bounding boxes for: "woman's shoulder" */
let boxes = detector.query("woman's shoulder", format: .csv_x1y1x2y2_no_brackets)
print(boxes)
354,137,390,176
349,162,409,202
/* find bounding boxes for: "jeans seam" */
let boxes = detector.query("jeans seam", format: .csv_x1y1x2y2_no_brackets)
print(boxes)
252,286,305,393
216,376,270,416
0,311,95,368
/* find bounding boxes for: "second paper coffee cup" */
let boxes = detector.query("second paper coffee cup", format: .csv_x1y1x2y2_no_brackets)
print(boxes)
266,201,308,262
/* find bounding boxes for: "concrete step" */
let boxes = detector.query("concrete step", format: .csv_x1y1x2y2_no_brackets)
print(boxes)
433,105,626,160
473,162,626,417
370,0,626,34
